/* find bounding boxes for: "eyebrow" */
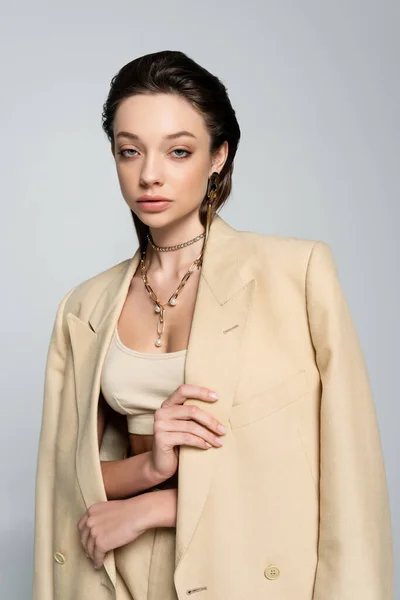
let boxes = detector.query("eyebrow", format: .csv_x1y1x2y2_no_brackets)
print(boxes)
115,130,197,141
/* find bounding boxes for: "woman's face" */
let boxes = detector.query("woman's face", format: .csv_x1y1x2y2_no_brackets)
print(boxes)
112,93,227,230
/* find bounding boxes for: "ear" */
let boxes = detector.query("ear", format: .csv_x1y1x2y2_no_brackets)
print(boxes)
210,140,229,176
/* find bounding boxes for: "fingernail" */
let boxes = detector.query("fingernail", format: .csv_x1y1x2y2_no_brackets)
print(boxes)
215,436,224,445
209,392,218,399
217,424,226,433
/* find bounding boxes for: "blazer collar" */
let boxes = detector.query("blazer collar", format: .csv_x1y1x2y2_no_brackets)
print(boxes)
88,214,249,333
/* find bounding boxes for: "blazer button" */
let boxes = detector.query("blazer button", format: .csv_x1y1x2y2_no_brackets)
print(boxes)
54,552,66,565
264,564,280,580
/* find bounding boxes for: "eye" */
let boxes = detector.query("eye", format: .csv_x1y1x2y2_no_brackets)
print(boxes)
118,149,138,158
171,149,192,159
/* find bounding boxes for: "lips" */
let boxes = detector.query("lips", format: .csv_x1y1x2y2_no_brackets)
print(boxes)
136,196,172,213
137,195,172,203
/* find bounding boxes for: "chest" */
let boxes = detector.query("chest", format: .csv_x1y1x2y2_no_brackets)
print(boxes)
110,269,200,456
117,269,200,354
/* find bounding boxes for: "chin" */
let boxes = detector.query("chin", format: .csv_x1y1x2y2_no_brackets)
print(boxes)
130,208,176,229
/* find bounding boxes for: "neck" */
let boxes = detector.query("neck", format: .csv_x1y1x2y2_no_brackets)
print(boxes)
145,214,205,276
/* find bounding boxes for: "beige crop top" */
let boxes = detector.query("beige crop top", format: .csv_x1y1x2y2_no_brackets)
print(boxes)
100,328,187,435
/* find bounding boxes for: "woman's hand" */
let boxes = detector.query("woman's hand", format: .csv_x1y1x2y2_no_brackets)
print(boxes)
78,496,147,569
78,489,178,569
150,384,226,481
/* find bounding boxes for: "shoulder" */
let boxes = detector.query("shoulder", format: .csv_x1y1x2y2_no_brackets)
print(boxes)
57,257,133,319
233,226,332,277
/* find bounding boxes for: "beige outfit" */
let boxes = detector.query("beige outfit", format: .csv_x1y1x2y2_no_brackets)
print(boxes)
33,215,393,600
101,328,186,599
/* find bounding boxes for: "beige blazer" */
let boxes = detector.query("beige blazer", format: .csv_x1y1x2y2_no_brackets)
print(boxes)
33,215,393,600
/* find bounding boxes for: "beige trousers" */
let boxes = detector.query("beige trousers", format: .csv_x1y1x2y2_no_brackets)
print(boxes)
115,527,178,600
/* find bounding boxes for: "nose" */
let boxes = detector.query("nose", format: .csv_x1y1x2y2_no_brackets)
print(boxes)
139,153,164,188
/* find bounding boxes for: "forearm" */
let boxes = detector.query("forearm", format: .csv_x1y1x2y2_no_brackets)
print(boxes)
101,451,166,500
136,488,178,530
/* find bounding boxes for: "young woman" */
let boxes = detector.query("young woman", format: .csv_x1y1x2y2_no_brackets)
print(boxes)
33,50,393,600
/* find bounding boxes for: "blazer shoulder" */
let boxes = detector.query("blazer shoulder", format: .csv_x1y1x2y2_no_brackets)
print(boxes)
236,229,329,274
60,257,133,318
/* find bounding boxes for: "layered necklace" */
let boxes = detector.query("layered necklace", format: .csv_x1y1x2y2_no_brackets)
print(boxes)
140,230,206,348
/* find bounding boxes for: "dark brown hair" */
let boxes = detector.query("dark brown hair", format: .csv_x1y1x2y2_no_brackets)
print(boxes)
101,50,241,250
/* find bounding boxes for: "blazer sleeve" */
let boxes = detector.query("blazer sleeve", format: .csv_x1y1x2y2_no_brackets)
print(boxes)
306,241,393,600
33,287,75,600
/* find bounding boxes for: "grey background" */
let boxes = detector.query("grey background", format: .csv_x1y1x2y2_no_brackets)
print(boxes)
0,0,398,597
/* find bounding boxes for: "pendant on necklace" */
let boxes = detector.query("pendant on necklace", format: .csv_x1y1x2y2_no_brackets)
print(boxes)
154,304,161,313
169,297,177,306
155,338,162,347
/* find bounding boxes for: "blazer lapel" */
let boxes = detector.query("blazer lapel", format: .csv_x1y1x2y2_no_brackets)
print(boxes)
67,250,141,587
175,217,255,572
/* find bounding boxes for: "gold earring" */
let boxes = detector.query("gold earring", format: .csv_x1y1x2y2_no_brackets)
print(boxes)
205,171,220,242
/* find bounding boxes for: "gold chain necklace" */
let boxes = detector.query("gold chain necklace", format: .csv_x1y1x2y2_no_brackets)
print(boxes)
140,244,204,348
146,231,205,252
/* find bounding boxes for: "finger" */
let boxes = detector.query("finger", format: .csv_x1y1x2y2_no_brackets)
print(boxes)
162,384,218,407
80,526,91,555
93,542,106,570
86,532,96,561
171,418,225,446
77,513,88,532
161,431,215,450
157,404,226,437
